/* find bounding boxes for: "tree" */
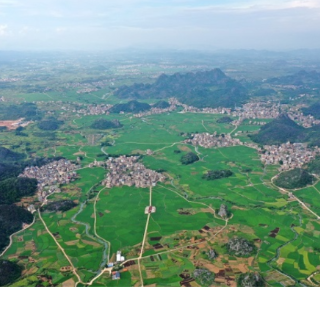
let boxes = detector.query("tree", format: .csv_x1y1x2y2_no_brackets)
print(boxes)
180,152,199,165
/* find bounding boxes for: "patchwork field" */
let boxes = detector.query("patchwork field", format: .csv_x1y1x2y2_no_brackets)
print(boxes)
2,111,320,287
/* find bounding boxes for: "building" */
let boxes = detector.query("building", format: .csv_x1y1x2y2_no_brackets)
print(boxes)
145,206,156,214
112,272,121,280
116,251,125,262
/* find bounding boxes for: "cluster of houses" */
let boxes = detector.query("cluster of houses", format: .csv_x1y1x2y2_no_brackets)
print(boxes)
65,79,111,91
288,111,320,128
179,101,320,129
184,132,243,149
103,156,165,188
19,159,79,202
72,103,113,116
76,88,99,94
260,142,320,171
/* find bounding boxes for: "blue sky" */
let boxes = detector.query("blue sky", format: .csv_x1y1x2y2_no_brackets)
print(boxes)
0,0,319,50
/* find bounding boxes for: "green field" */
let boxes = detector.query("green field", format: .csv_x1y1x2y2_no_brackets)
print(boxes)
2,110,320,287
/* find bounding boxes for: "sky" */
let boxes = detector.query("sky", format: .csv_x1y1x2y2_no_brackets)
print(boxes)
0,0,319,51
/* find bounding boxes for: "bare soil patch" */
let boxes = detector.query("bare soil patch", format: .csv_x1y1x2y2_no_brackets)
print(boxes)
62,278,75,287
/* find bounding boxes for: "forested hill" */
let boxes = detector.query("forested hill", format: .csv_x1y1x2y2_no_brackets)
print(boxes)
302,102,320,119
250,114,305,145
0,205,33,252
0,147,26,162
114,69,247,108
109,100,152,114
250,113,320,146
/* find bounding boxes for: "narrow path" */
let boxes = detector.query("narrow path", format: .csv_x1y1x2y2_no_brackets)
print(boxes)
137,186,153,286
93,186,111,264
266,213,303,286
307,270,320,286
38,208,83,285
121,217,230,266
229,120,239,136
201,120,210,133
271,175,320,220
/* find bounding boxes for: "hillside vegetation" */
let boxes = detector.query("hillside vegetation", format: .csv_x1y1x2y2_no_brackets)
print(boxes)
114,69,247,108
152,100,170,109
302,102,320,119
0,103,43,121
307,157,320,175
250,113,320,146
109,100,151,114
0,147,26,162
37,118,63,131
0,177,37,204
250,114,304,145
274,168,315,189
90,118,123,129
267,70,320,86
0,204,33,252
237,272,264,287
0,260,23,287
226,237,255,257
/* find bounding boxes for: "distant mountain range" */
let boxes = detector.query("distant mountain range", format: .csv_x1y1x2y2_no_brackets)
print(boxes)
266,70,320,86
250,113,320,146
114,69,247,108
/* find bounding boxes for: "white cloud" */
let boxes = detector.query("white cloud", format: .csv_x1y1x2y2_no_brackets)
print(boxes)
0,24,8,36
0,0,319,50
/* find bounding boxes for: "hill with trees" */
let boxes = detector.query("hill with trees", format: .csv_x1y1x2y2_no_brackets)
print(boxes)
302,102,320,119
0,177,37,204
90,118,123,129
0,204,33,252
251,113,320,146
250,114,305,145
114,69,247,108
37,118,63,131
274,168,315,189
0,147,26,162
109,100,152,114
226,237,255,257
0,103,42,121
0,260,23,287
307,157,320,175
237,272,264,287
152,100,170,109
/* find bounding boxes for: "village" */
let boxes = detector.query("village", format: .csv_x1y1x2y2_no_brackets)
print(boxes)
72,103,113,116
260,142,320,171
183,131,320,172
103,155,166,188
179,101,320,128
19,159,80,202
184,132,244,149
